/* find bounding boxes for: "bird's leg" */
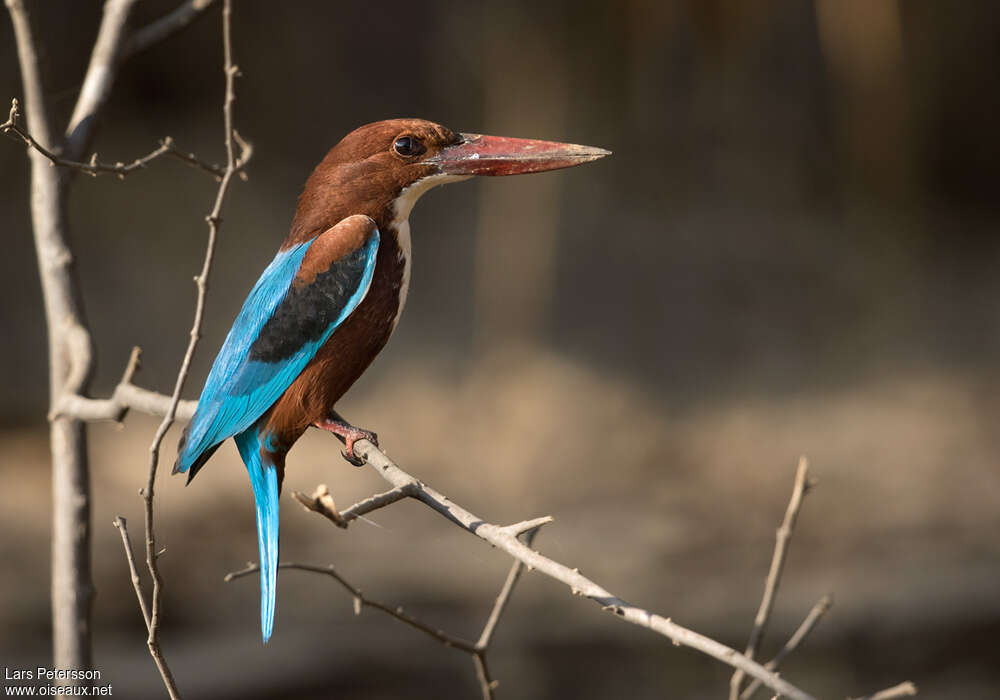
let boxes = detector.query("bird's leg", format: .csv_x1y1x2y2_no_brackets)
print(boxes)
313,411,379,467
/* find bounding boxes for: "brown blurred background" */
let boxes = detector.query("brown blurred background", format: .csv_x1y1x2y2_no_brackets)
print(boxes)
2,1,999,698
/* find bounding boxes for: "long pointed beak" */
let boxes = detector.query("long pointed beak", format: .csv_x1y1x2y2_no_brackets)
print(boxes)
426,133,611,176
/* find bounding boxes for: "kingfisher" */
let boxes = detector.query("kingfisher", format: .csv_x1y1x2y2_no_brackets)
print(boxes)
173,118,609,641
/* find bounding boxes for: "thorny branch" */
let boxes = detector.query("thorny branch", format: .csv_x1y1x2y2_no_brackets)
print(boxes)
730,457,813,700
307,441,819,700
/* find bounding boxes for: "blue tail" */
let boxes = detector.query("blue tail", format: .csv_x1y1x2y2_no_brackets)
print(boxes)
234,428,280,643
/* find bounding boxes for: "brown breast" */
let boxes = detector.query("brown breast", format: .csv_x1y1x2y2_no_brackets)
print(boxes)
265,225,407,443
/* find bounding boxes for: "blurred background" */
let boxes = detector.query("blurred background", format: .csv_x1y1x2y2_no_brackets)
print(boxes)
2,0,999,697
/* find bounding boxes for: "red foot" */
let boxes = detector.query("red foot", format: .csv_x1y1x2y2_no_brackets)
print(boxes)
313,418,379,466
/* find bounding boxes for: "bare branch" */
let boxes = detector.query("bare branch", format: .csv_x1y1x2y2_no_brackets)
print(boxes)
295,440,819,700
850,681,918,700
739,594,833,700
53,346,195,423
2,99,251,179
113,517,151,630
730,457,813,699
8,0,98,679
123,0,218,58
56,383,197,423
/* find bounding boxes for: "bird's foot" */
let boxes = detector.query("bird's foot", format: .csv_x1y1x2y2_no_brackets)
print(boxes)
313,418,379,467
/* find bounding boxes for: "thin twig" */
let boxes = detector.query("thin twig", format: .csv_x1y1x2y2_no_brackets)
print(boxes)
850,681,918,700
739,594,833,700
225,562,478,652
730,457,812,700
2,98,249,179
113,517,151,629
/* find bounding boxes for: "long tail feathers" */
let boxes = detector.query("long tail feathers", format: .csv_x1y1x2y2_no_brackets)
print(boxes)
234,429,280,643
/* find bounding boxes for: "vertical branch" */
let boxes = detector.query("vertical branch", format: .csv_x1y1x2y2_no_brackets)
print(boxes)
134,1,240,696
6,0,95,682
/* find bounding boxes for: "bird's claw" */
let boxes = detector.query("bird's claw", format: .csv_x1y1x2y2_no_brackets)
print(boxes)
341,449,366,467
341,429,378,467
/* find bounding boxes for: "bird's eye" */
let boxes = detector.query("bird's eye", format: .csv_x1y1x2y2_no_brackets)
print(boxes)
393,136,425,157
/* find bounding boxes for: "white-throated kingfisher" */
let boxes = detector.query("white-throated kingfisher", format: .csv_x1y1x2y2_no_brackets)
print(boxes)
173,119,609,641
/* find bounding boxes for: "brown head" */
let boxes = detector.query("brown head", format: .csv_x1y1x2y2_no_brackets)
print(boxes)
287,118,609,245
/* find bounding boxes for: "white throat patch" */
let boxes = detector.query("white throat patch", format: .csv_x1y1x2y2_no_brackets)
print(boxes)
387,173,470,330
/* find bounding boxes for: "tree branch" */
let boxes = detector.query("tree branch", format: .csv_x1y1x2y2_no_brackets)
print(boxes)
7,0,97,685
52,346,196,423
730,456,812,700
297,440,819,700
123,0,218,59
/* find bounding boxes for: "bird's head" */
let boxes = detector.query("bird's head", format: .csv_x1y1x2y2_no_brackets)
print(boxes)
288,118,609,241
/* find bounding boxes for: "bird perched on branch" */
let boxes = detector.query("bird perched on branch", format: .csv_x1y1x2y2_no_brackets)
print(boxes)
173,119,609,641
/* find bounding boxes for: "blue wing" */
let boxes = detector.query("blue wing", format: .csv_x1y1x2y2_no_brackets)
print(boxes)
174,217,380,475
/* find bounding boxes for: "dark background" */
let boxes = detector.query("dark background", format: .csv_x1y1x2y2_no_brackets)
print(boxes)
2,1,999,698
